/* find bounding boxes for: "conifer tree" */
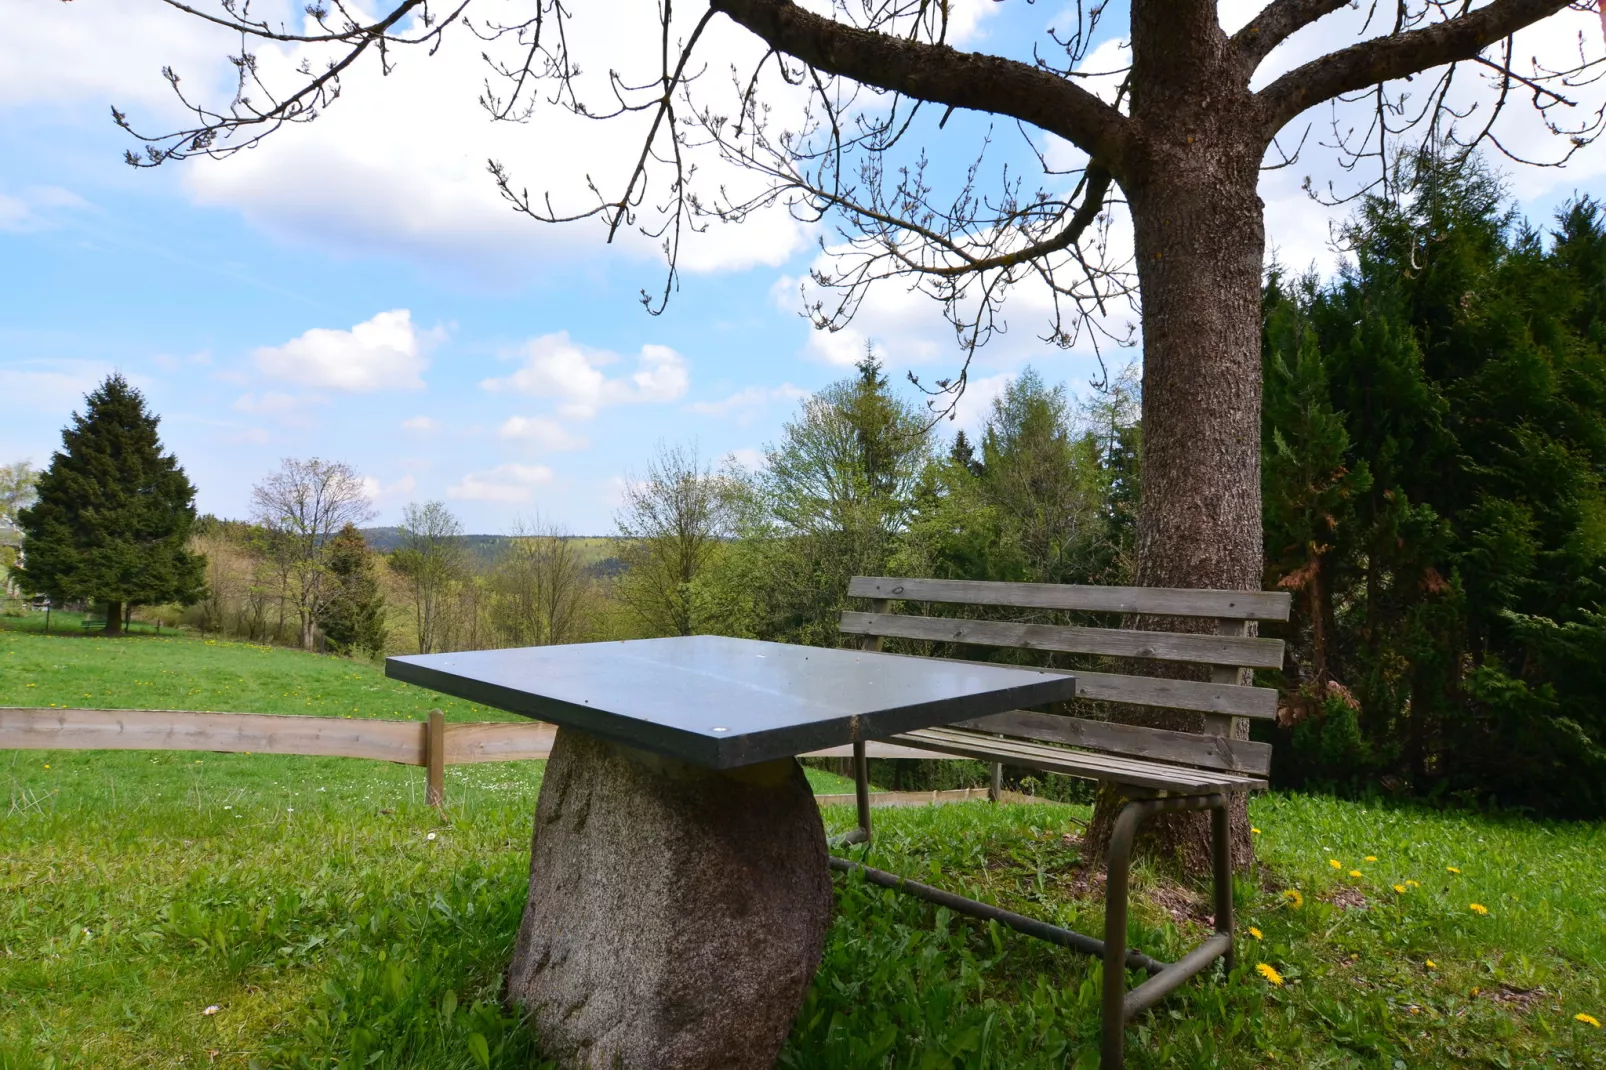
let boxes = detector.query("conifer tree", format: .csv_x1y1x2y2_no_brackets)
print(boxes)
1261,154,1606,813
16,374,204,634
318,523,388,657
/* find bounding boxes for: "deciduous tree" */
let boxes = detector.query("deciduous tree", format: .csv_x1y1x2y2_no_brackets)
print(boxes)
391,500,467,654
251,458,377,650
489,517,595,646
115,0,1603,865
616,443,733,637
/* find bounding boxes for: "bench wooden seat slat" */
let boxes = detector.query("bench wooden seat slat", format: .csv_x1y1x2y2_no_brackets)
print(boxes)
848,575,1293,620
839,610,1285,668
951,711,1272,776
889,726,1267,794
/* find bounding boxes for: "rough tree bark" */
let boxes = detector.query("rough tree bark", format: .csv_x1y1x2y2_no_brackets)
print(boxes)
1079,2,1272,873
104,599,124,636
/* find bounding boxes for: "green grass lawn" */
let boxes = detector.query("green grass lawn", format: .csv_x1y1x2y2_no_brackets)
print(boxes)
3,624,1605,1068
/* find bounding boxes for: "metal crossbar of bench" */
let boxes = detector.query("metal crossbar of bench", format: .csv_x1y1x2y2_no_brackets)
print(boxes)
833,575,1291,1070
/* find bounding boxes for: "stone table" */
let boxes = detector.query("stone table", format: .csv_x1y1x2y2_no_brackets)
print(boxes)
388,635,1077,1069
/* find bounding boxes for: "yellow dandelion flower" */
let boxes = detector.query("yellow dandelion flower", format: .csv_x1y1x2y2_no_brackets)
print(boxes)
1393,884,1407,894
1365,856,1378,862
1281,889,1304,909
1256,963,1284,986
1406,880,1421,888
1348,869,1363,878
1426,960,1437,969
1468,903,1488,915
1330,859,1343,869
1247,927,1263,940
1251,827,1262,835
1447,866,1461,875
1575,1013,1601,1028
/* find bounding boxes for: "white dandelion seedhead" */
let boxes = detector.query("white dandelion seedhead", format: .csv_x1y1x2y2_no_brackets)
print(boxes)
426,832,438,841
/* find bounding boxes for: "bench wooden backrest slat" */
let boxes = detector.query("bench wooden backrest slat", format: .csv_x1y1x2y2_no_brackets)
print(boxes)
884,658,1279,720
839,610,1285,669
848,576,1293,621
951,711,1272,775
843,576,1288,779
1074,669,1277,720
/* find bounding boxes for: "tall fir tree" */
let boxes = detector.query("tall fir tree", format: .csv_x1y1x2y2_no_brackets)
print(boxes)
318,523,388,658
1261,153,1606,813
15,374,204,633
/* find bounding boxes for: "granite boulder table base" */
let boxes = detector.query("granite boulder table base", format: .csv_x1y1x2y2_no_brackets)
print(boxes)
507,727,834,1069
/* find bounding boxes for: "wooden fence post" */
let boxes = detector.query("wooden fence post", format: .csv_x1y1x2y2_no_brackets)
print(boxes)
426,709,446,808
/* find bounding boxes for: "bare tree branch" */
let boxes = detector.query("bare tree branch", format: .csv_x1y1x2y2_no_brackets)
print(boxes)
1231,0,1350,70
1258,0,1573,134
706,0,1134,169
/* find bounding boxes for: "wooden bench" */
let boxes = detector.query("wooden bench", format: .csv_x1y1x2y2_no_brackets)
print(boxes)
833,575,1290,1070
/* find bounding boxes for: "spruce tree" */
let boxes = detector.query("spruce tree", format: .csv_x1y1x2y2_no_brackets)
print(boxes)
318,523,387,657
15,374,204,634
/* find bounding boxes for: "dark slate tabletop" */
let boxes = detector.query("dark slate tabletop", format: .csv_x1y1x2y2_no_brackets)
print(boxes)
387,635,1076,769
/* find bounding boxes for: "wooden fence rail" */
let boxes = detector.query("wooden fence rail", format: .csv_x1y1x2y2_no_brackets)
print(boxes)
0,707,952,806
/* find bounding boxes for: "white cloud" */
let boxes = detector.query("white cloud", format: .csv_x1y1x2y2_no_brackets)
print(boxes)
778,245,1131,391
0,185,88,233
359,473,418,501
134,2,814,279
223,426,271,446
482,332,688,419
233,391,308,416
724,447,767,473
0,359,120,410
401,415,439,433
152,351,212,373
686,383,808,422
254,309,437,392
497,415,589,451
0,0,230,114
946,372,1014,436
447,463,555,504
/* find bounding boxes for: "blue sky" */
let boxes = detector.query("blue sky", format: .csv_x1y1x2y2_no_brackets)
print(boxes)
4,1,1603,534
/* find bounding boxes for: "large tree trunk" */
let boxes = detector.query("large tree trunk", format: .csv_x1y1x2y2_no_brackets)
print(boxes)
104,600,124,636
1082,2,1266,877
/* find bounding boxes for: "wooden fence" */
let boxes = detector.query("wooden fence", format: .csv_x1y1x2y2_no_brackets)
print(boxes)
0,707,957,807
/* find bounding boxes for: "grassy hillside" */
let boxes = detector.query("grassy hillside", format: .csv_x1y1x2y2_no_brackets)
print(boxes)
3,624,1604,1068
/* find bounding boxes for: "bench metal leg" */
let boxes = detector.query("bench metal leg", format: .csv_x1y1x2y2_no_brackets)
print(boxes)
842,739,872,845
1101,793,1232,1070
831,788,1237,1070
1212,801,1235,974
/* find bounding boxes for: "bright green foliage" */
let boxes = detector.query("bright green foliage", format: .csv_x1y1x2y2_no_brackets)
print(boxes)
0,460,38,531
1261,155,1606,814
13,375,204,627
319,523,388,658
707,351,933,646
899,368,1137,589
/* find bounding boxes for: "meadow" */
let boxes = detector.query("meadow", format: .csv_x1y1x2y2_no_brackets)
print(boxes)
2,621,1604,1068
